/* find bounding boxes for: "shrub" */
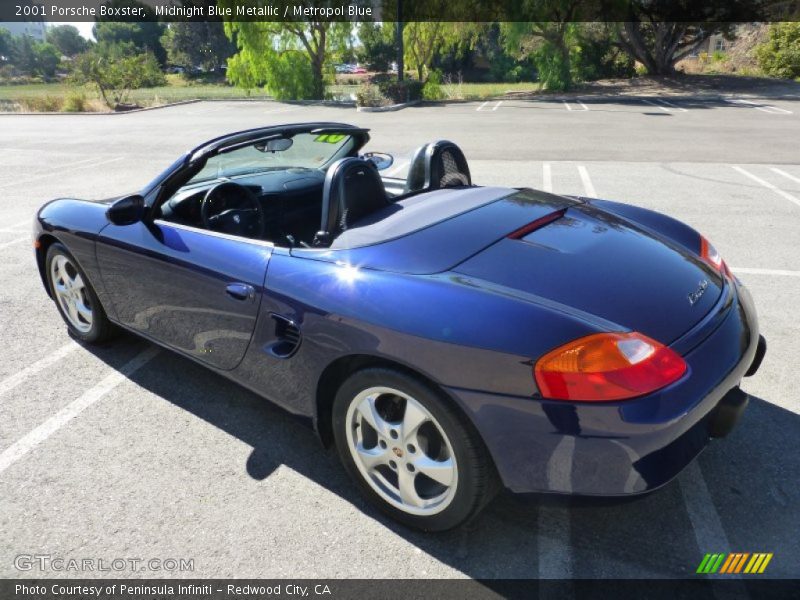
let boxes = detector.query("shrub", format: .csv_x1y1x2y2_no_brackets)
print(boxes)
441,72,464,100
574,35,636,81
533,43,572,91
355,83,390,107
19,96,63,112
71,44,166,108
756,23,800,79
376,79,423,103
62,91,88,112
422,70,444,100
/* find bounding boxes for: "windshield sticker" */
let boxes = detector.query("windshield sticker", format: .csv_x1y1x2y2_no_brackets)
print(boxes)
314,134,346,144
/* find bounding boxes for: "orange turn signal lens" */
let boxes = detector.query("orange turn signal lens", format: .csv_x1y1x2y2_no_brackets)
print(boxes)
534,332,687,402
700,236,730,277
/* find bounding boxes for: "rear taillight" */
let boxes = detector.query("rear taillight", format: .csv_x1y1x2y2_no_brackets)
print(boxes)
534,332,687,402
700,236,731,277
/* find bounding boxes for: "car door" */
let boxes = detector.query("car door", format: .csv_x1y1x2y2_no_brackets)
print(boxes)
96,219,272,370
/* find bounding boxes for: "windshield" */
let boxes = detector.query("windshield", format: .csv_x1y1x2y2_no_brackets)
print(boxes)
188,132,355,184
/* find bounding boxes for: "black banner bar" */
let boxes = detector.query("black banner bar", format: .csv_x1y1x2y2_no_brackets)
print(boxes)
2,579,800,600
2,0,800,23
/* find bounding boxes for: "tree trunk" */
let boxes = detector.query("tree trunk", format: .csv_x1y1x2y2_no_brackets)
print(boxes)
310,27,326,100
618,22,682,76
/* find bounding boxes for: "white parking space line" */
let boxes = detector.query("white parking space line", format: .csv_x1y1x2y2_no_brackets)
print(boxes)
0,341,79,396
0,346,159,475
0,237,28,250
0,156,125,190
643,99,670,113
729,98,792,114
733,267,800,277
476,101,490,111
562,99,589,112
771,168,800,186
492,101,503,111
680,462,748,597
542,163,553,193
656,99,688,112
731,166,800,208
577,165,596,197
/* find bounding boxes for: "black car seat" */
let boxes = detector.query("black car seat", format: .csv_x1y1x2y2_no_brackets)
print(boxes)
403,140,472,194
313,157,390,247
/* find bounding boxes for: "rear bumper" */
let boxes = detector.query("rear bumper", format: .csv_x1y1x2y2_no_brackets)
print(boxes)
446,278,764,496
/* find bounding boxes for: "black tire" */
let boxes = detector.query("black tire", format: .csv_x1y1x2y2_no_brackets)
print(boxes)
332,367,498,531
45,242,118,344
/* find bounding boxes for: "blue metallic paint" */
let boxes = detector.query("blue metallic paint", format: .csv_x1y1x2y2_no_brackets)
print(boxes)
33,130,763,499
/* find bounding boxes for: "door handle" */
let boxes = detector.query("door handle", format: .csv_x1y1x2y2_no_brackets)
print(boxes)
225,282,255,301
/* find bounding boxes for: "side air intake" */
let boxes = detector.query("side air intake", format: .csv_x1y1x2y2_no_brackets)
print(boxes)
269,314,302,358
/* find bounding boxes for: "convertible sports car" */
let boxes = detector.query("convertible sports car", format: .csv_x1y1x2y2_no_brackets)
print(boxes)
34,122,766,531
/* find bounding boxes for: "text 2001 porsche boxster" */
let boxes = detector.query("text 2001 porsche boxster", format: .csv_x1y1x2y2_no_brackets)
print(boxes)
34,123,766,530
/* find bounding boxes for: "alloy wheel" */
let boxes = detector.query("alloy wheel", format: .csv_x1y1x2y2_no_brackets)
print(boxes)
345,386,458,516
51,255,93,333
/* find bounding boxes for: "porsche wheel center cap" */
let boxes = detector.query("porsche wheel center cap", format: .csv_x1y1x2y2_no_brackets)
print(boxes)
392,447,403,458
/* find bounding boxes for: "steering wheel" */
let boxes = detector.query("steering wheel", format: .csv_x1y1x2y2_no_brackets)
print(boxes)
201,181,266,239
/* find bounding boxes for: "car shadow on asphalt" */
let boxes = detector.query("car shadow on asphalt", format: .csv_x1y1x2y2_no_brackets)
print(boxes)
84,334,800,579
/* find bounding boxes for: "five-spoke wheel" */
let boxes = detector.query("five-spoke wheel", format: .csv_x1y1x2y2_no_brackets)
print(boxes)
50,254,93,333
45,243,117,343
346,386,458,516
333,368,496,531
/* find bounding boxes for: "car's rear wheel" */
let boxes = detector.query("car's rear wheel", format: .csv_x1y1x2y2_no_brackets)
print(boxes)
46,243,117,344
332,368,497,531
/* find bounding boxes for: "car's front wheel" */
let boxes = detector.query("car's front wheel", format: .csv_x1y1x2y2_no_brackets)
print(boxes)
332,368,497,531
46,243,117,344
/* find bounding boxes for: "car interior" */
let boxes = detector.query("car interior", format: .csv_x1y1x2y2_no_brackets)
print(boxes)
155,134,472,249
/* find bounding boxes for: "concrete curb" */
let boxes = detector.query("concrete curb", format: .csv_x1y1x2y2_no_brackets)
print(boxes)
357,100,421,112
0,98,204,116
0,97,358,115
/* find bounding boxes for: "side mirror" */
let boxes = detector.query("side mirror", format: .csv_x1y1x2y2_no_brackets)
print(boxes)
363,152,394,171
106,194,145,226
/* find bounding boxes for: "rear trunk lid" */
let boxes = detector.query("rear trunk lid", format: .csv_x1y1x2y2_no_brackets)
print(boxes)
453,202,724,344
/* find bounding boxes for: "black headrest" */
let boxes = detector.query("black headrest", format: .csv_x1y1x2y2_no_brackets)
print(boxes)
314,157,389,247
404,140,472,194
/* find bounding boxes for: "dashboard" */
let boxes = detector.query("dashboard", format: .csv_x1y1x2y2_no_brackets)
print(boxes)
159,167,326,243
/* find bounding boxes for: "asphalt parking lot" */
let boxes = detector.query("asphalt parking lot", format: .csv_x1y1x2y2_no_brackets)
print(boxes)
1,92,799,581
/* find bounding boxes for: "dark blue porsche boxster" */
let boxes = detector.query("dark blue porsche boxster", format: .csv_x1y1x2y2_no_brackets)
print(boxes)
34,122,766,530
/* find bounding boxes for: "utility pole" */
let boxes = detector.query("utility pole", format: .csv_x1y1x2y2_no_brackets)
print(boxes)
396,0,404,82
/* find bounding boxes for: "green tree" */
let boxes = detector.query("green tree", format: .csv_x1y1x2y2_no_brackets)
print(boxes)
573,24,635,82
222,18,352,99
403,22,477,82
611,0,762,75
71,43,166,108
501,22,579,91
756,23,800,79
162,22,236,72
0,28,12,61
10,36,61,78
357,22,394,73
94,0,166,65
34,43,61,78
47,25,89,57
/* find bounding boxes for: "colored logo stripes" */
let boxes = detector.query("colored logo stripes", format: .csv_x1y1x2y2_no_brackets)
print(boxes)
697,553,773,574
